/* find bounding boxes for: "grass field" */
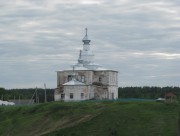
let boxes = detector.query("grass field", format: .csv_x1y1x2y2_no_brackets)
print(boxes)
0,101,179,136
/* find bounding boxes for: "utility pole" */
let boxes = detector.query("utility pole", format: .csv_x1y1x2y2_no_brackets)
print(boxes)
44,83,47,103
28,87,37,105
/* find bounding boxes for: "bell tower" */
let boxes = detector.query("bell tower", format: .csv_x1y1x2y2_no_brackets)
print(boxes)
77,28,94,65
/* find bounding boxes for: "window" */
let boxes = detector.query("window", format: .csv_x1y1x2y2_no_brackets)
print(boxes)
70,93,73,99
81,93,84,99
61,94,64,99
81,75,85,82
68,75,72,81
99,77,102,82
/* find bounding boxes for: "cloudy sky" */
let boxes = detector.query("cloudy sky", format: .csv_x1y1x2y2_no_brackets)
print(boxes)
0,0,180,89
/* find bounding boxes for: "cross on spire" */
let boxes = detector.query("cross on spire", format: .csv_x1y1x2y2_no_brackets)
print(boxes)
85,28,88,36
82,28,91,44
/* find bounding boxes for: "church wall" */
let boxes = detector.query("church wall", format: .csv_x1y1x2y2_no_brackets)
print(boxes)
57,70,118,86
54,87,64,101
56,70,118,101
57,70,93,85
93,86,108,99
92,71,118,86
54,94,61,101
108,71,118,86
108,86,118,99
63,85,89,101
92,71,109,85
108,71,118,99
57,71,69,85
76,71,93,84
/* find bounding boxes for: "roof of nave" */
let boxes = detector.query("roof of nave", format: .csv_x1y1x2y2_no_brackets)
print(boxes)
57,68,118,72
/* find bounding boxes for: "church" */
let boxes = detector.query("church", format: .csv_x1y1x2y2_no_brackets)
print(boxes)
54,29,118,101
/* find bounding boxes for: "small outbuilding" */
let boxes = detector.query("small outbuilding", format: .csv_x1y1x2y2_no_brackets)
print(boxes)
164,92,177,103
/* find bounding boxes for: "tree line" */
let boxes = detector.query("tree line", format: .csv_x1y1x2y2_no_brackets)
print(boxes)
1,86,180,103
118,86,180,99
0,87,54,103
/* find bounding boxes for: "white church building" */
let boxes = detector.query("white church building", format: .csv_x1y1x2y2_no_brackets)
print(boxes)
54,29,118,101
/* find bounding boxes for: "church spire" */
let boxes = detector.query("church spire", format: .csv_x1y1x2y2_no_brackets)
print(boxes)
85,28,88,36
82,28,91,45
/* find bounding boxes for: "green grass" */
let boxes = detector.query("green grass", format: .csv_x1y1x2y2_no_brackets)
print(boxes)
0,101,179,136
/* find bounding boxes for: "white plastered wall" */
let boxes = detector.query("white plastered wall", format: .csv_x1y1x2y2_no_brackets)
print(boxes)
64,85,89,101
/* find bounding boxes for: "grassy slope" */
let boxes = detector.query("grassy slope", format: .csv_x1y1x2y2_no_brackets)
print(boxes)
0,101,179,136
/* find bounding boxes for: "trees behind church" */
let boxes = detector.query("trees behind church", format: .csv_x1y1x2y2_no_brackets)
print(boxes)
1,87,180,102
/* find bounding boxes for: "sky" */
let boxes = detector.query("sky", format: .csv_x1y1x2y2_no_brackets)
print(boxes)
0,0,180,89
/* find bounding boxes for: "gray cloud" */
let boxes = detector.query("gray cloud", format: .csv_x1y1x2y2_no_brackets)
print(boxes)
0,0,180,88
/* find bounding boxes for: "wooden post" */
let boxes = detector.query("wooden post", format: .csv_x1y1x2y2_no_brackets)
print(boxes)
44,83,47,103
